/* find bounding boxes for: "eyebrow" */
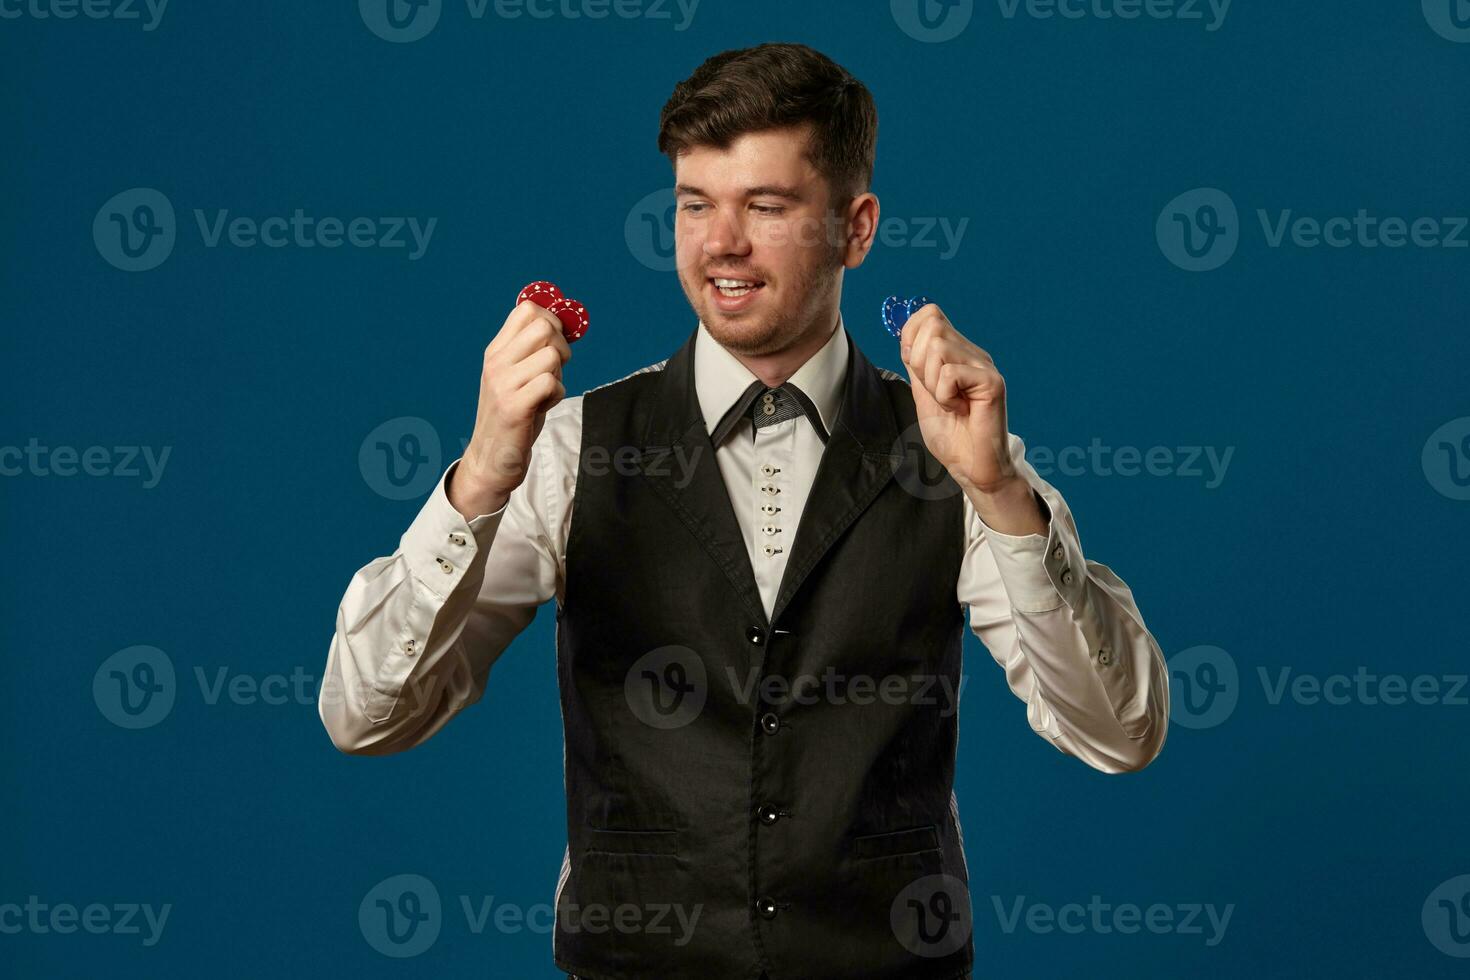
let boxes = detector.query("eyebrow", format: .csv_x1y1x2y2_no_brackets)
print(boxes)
675,183,805,201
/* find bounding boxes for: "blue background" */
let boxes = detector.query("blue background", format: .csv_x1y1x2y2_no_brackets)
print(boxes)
3,0,1468,976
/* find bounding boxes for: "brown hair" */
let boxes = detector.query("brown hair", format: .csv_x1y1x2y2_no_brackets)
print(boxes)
657,43,878,205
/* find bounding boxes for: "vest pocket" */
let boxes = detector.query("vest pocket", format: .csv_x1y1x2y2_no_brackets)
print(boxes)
851,823,941,860
584,827,682,857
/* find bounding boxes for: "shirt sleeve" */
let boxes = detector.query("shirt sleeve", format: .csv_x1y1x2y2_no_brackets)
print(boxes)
318,398,579,755
958,431,1170,774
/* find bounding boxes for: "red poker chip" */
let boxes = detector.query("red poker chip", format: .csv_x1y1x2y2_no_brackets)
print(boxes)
547,297,589,342
517,280,563,309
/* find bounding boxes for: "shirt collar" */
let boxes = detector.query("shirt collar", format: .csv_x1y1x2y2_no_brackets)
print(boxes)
694,317,849,441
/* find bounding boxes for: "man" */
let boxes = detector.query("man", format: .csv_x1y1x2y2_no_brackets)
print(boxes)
321,42,1168,980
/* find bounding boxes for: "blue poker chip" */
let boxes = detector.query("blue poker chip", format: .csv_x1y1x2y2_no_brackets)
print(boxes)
904,295,936,323
882,295,907,338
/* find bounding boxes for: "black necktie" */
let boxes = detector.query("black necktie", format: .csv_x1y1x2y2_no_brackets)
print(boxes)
710,379,830,447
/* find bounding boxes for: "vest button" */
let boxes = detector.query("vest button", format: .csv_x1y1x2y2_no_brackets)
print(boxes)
747,626,765,645
757,804,781,825
760,712,780,735
756,897,778,920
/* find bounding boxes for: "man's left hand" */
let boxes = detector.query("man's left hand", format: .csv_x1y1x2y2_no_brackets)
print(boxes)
899,303,1017,494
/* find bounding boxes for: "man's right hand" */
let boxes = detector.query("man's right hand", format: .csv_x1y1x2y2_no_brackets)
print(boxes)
448,301,572,519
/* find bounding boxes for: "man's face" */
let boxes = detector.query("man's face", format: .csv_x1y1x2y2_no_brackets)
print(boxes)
673,125,854,357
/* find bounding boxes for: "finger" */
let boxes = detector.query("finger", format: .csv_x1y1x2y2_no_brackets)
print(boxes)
936,361,1002,409
922,343,950,408
521,371,566,414
501,311,570,367
902,347,940,416
900,314,934,380
503,343,564,394
487,301,566,360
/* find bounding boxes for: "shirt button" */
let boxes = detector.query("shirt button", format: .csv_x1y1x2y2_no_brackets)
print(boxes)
435,557,454,574
403,638,417,655
760,464,778,477
1060,567,1074,586
757,804,781,825
762,404,777,416
747,626,766,645
1098,645,1113,666
756,897,778,920
762,544,783,557
761,504,779,515
1051,544,1064,561
449,533,467,546
760,712,780,735
760,484,779,495
762,525,779,536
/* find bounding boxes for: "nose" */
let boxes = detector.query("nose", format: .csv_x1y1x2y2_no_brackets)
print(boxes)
702,208,752,260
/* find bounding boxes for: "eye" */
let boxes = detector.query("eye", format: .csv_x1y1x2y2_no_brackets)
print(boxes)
679,202,709,214
752,205,786,215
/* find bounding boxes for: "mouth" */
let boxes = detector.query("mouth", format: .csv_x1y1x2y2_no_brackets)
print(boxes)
708,276,766,297
706,276,767,313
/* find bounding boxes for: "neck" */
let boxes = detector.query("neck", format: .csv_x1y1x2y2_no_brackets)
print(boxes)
729,311,840,389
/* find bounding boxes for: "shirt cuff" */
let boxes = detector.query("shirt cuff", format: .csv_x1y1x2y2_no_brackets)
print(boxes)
399,458,508,596
978,488,1069,613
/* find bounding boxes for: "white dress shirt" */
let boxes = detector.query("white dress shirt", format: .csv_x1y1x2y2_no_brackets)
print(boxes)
320,318,1169,774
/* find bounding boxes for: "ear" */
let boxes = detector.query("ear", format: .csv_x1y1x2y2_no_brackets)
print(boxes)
840,192,880,269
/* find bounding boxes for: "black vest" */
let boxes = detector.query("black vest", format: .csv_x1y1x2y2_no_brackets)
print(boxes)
553,325,974,980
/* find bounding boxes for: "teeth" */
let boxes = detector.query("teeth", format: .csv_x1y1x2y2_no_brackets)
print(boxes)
713,278,758,288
